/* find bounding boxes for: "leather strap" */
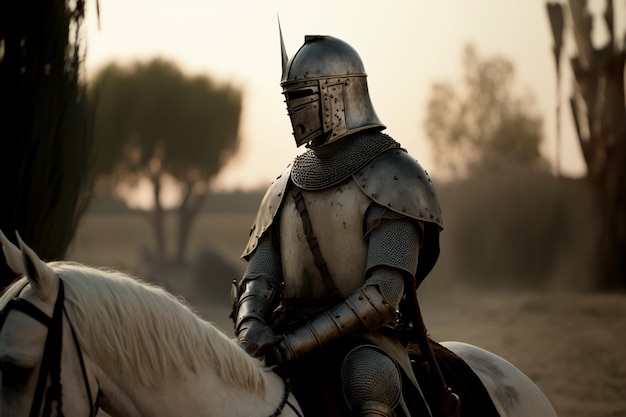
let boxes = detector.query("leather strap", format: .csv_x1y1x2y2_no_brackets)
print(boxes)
291,187,340,298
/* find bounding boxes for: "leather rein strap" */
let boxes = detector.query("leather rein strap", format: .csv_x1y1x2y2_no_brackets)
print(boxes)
0,279,98,417
291,187,340,299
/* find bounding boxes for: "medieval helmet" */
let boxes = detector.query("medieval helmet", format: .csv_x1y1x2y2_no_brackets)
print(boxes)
280,34,385,147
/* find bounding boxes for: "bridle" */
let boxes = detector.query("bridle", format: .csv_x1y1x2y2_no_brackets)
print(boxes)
0,279,100,417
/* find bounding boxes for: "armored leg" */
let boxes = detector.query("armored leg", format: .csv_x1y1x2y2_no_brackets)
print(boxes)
341,346,401,417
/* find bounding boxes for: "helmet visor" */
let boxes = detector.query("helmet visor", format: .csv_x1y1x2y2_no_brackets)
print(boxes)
284,85,323,147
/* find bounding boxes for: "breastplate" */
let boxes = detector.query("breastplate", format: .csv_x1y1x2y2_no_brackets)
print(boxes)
279,178,371,305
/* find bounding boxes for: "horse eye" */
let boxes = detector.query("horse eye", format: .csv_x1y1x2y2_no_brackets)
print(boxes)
1,362,34,389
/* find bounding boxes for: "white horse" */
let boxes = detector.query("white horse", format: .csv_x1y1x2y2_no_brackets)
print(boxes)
0,232,557,417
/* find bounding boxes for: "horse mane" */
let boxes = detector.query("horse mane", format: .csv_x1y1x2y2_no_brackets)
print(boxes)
2,262,267,392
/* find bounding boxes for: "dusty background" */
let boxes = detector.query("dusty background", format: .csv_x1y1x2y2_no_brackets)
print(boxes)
68,175,626,417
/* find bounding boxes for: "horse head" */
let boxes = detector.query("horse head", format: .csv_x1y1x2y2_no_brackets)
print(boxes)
0,230,100,417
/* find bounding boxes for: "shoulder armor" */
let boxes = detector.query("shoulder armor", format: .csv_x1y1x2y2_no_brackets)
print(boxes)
353,148,443,229
241,165,292,259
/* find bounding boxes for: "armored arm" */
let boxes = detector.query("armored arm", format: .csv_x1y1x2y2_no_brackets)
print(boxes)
271,204,423,364
232,233,283,356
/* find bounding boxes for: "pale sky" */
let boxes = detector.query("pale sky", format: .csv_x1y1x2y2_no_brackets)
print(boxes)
84,0,625,194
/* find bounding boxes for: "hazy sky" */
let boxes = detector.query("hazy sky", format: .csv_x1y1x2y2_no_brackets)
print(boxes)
84,0,624,195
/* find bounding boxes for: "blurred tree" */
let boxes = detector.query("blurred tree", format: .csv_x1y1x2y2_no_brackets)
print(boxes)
90,59,242,265
546,2,565,176
424,45,548,177
0,0,94,290
547,0,626,288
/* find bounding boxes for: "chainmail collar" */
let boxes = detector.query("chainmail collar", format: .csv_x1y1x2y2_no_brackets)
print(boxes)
291,130,401,190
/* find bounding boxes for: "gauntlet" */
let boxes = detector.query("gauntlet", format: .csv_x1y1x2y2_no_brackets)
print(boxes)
232,276,281,357
270,285,398,365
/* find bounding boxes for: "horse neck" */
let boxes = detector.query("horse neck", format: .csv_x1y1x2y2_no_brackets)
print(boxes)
58,266,295,416
96,360,289,417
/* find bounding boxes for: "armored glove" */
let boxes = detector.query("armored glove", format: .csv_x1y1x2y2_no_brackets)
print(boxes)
237,318,281,358
266,285,398,366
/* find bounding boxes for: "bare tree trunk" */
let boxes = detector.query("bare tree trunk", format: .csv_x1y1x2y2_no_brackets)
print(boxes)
150,173,166,260
566,0,626,287
176,180,206,264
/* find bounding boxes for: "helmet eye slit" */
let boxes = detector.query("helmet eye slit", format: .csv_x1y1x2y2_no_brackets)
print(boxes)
287,89,315,101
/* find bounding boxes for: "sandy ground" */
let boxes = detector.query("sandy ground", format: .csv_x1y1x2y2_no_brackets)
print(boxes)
417,287,626,417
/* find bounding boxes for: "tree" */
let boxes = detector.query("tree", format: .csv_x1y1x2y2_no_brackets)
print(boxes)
91,59,242,265
424,45,548,178
0,0,94,290
547,0,626,288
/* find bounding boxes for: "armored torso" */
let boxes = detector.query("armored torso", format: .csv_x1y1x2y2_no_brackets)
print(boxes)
280,177,371,303
243,131,443,307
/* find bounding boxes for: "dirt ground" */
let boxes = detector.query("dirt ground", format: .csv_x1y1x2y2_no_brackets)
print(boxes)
417,286,626,417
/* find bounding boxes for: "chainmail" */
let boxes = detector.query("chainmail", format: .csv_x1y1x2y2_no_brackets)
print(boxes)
243,234,283,288
291,130,400,190
365,268,404,311
365,204,422,277
341,346,401,409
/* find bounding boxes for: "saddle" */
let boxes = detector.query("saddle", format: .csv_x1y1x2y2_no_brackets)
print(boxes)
285,339,500,417
407,339,501,417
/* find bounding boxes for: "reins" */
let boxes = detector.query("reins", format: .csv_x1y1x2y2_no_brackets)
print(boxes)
269,377,303,417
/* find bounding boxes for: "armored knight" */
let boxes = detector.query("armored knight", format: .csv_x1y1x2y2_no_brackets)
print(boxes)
231,34,444,417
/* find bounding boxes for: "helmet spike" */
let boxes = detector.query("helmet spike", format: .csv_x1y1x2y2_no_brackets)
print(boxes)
278,15,289,80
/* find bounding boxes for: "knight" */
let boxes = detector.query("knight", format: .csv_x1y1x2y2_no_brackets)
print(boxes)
231,32,448,417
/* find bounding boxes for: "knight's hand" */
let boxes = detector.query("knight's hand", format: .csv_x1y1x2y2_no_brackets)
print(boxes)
264,343,284,368
264,334,300,368
237,319,281,358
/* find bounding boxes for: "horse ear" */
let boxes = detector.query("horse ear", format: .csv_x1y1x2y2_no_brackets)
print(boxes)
16,232,58,300
0,229,25,275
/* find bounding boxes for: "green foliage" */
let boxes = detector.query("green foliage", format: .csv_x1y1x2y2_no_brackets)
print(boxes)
424,45,547,177
91,59,242,187
0,0,94,288
89,58,243,264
